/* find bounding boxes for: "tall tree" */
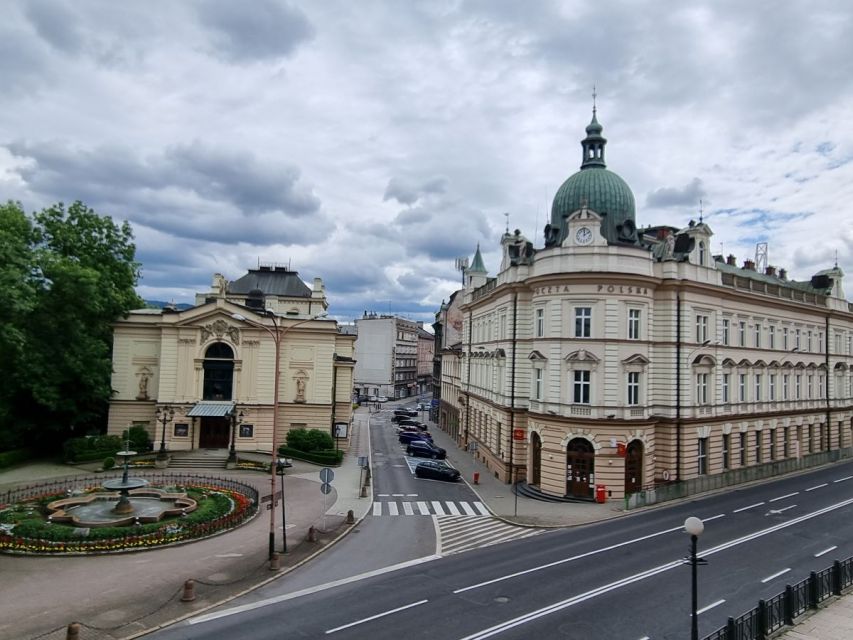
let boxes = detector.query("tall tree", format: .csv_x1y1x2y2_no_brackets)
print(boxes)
1,201,142,450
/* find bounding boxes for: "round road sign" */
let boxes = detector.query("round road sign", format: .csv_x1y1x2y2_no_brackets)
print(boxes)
319,467,335,483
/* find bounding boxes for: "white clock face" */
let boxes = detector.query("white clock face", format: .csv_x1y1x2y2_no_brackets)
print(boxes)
575,226,593,245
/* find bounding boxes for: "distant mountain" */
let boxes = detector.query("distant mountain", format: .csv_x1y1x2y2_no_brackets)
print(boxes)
143,300,194,311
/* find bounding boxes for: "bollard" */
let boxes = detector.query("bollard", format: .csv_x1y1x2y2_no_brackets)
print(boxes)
346,509,355,524
307,526,318,542
269,552,281,571
180,579,196,602
360,485,368,498
66,622,80,640
473,472,480,485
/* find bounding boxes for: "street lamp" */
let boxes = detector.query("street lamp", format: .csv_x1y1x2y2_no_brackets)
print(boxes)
684,516,705,640
276,458,292,552
232,309,328,560
228,408,244,465
155,405,174,461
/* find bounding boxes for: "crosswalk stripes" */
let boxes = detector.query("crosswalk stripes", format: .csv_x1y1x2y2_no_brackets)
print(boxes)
436,515,546,555
370,500,490,517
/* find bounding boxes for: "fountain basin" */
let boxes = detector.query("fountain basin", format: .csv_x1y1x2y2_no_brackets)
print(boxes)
47,489,197,528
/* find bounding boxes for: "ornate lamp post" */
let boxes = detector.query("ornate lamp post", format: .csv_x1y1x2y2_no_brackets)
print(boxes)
684,516,706,640
232,309,327,560
155,405,174,461
228,408,244,465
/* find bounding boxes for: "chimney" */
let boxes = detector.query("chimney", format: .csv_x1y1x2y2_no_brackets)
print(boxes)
779,268,787,280
727,254,737,266
743,259,755,271
765,266,776,277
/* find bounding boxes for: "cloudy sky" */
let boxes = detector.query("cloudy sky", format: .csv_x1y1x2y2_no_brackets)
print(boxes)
3,1,853,324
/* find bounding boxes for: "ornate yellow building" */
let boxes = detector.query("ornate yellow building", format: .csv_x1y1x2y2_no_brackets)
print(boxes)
107,266,355,460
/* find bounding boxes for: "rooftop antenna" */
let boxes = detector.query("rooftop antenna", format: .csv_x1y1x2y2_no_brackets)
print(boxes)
835,249,839,269
755,242,768,273
454,256,469,286
699,199,704,224
504,212,510,234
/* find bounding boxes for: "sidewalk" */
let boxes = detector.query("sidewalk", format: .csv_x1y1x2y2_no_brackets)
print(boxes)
1,399,851,639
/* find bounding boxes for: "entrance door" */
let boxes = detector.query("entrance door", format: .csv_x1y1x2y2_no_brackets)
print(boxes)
624,440,643,495
566,438,595,499
200,417,230,448
531,432,542,487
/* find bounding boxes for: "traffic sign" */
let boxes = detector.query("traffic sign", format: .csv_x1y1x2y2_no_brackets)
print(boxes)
358,456,367,468
319,467,335,483
320,482,333,495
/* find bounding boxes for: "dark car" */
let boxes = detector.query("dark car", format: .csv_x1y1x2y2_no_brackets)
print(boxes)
406,440,446,459
399,431,432,444
415,460,460,481
393,409,418,419
397,419,427,429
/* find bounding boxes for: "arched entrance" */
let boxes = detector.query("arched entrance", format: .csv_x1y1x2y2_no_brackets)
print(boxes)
530,432,542,487
624,440,643,495
565,438,595,499
200,342,234,448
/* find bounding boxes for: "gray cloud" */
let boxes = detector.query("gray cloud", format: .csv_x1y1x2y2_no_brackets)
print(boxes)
383,176,449,205
646,178,707,209
24,0,83,54
196,0,314,63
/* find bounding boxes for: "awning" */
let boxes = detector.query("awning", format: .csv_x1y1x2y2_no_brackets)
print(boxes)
186,401,235,417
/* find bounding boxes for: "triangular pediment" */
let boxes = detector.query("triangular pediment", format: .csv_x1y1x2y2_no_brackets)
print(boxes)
622,354,650,365
528,350,547,361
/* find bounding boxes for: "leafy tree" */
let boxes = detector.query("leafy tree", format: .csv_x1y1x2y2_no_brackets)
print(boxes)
0,201,142,451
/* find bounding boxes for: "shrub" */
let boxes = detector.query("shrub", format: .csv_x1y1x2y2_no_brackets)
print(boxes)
0,448,32,469
277,445,343,466
285,428,333,452
121,425,152,452
102,456,116,470
63,435,123,463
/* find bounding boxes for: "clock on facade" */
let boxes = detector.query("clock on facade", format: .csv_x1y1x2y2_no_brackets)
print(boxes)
575,226,593,245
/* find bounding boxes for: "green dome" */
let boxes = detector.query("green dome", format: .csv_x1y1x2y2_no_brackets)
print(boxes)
545,111,638,246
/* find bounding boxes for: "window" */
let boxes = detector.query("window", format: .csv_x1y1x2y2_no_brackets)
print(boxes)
203,342,235,401
696,373,708,405
722,319,730,346
575,307,591,338
739,432,747,465
754,324,761,348
535,308,544,338
573,370,590,404
739,374,747,402
627,372,639,406
698,241,706,265
722,433,730,470
722,373,730,403
769,326,776,349
783,327,789,350
783,374,789,400
769,429,776,460
769,374,776,401
795,328,801,350
808,424,813,453
696,315,709,343
795,374,802,400
755,432,762,464
783,426,790,457
819,375,825,398
739,321,746,347
697,437,708,475
754,374,762,402
628,309,641,340
807,375,813,399
533,368,542,400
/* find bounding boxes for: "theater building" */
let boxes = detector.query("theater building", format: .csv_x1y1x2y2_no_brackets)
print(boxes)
453,111,853,501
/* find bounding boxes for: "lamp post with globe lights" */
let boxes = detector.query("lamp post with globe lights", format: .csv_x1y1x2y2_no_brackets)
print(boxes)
232,309,328,560
155,405,174,462
684,516,706,640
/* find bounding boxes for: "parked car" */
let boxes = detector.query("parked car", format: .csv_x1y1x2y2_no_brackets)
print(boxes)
393,409,418,418
392,413,418,423
399,431,433,445
396,425,426,435
368,395,378,402
377,396,388,402
415,460,460,481
417,403,430,411
406,440,446,459
397,419,426,428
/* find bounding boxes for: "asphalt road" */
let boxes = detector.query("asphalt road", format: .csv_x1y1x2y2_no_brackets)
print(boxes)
150,458,853,640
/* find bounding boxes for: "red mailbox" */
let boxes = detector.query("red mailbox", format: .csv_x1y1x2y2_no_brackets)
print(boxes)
595,484,607,504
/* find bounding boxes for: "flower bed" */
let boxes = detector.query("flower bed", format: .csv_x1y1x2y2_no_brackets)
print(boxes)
0,482,257,554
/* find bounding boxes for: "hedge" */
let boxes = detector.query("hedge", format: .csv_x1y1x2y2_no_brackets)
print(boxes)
285,428,334,452
277,445,343,466
0,448,33,469
63,435,123,463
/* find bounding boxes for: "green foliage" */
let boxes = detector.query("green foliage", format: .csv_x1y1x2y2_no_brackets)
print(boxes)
0,448,33,469
0,200,142,450
285,428,334,452
63,435,123,463
277,445,343,466
122,425,152,452
102,456,116,470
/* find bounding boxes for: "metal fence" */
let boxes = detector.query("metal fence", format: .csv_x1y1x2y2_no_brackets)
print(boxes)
702,557,853,640
1,471,260,506
626,447,853,509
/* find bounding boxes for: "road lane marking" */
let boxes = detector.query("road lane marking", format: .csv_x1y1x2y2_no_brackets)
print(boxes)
372,502,382,516
474,502,490,516
402,502,414,516
460,502,477,516
392,493,405,497
377,493,389,497
815,546,837,557
432,501,446,515
761,568,791,583
805,483,828,491
446,502,461,516
696,599,726,615
703,514,726,522
188,555,441,625
834,476,853,483
769,492,799,502
733,502,765,513
417,501,430,515
775,505,796,513
407,493,418,496
388,502,399,516
325,599,429,634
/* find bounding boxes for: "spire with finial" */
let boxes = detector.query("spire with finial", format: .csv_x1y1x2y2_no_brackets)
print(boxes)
469,243,487,273
699,199,704,224
504,212,510,235
581,86,606,170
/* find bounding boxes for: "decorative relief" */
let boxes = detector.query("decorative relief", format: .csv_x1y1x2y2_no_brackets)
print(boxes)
136,367,153,400
200,319,239,345
178,338,197,345
294,370,308,403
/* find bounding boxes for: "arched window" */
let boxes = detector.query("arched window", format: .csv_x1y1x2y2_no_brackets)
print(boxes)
203,342,234,400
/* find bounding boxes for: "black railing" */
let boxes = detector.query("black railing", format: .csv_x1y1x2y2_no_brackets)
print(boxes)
702,557,853,639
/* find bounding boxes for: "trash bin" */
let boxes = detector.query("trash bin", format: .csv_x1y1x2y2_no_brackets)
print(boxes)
595,484,607,503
